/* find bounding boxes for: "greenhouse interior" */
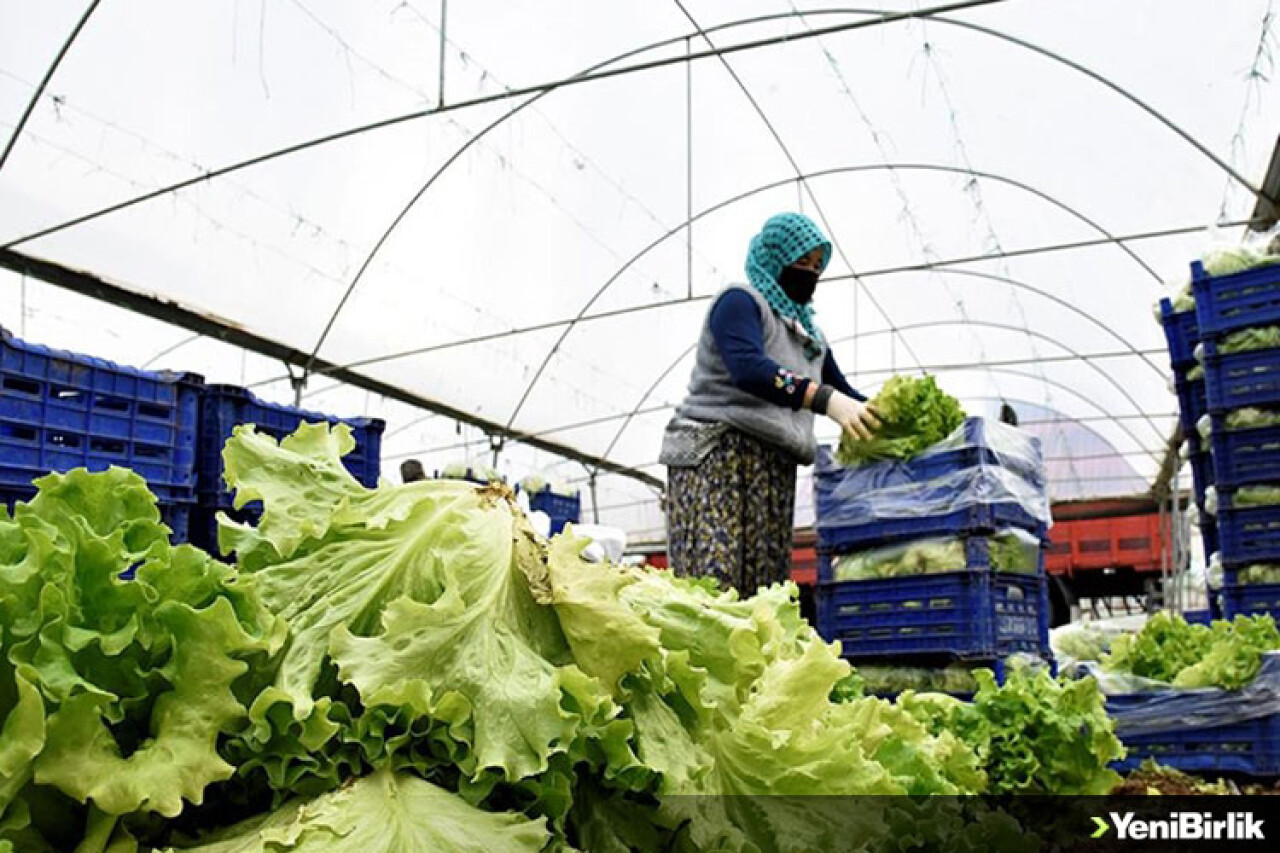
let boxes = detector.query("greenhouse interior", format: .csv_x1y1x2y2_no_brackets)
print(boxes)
5,1,1280,850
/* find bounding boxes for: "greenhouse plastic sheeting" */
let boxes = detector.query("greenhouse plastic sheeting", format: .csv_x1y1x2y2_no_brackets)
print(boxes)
1079,653,1280,737
5,1,1280,541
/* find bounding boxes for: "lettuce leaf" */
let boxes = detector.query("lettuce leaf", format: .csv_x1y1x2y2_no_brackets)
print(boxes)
161,769,549,852
0,467,286,826
836,375,965,466
1103,611,1280,689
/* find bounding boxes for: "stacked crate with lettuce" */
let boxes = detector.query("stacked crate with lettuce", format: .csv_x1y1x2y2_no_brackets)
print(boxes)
812,376,1053,689
1073,611,1280,775
519,474,582,535
1190,234,1280,622
1155,258,1220,561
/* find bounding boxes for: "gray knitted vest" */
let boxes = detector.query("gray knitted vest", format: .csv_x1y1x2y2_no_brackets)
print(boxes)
661,284,826,466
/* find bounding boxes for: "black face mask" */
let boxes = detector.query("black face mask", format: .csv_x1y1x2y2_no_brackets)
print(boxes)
778,266,819,304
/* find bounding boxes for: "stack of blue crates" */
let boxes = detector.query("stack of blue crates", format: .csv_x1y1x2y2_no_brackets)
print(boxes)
1190,260,1280,622
0,327,200,541
191,384,384,553
812,417,1051,677
1158,298,1219,557
1108,262,1280,776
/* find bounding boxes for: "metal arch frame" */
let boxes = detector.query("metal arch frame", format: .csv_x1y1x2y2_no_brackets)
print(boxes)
875,267,1168,378
6,4,1255,352
3,2,1008,252
833,318,1167,443
670,0,925,377
583,388,1160,488
0,0,104,174
595,262,1167,463
839,364,1160,463
3,4,1256,481
504,161,1167,440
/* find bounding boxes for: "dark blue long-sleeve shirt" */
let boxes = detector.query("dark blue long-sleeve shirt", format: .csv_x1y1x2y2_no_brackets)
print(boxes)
709,289,866,410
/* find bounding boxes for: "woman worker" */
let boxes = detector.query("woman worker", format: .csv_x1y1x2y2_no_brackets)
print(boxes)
659,212,880,597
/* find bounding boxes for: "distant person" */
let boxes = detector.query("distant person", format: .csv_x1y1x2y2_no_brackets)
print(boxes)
1000,402,1019,427
659,212,878,597
400,458,426,483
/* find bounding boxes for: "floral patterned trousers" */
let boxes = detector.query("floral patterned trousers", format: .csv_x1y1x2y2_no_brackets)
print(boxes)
665,428,796,597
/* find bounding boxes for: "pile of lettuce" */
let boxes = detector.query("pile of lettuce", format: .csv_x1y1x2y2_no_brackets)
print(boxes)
0,424,1126,852
1101,611,1280,689
836,375,965,466
896,664,1124,796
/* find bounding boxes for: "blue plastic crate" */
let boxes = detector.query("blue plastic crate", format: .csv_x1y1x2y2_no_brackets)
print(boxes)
0,327,200,498
1201,512,1220,557
1201,339,1280,412
817,500,1046,555
1108,652,1280,775
1221,581,1280,621
1206,414,1280,489
814,564,1049,661
1173,372,1208,438
1214,490,1280,567
1110,710,1280,776
197,384,384,508
1188,444,1213,505
1159,298,1201,372
1191,258,1280,340
528,488,580,535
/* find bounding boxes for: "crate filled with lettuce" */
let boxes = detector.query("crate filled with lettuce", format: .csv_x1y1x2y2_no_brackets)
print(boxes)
812,376,1052,664
1072,611,1280,776
1184,239,1280,625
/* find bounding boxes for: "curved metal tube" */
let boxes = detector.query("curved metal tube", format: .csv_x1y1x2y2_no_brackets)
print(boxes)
833,318,1167,442
506,162,1168,437
0,0,103,174
597,263,1168,462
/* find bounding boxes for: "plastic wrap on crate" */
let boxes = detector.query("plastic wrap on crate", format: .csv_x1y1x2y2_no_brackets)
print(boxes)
815,449,1050,535
830,528,1042,581
824,417,1043,491
1080,653,1280,737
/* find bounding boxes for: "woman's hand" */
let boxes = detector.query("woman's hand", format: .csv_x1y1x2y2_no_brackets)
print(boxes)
826,392,881,441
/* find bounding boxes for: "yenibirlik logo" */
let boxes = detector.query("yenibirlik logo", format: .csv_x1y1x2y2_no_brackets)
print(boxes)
1092,812,1265,842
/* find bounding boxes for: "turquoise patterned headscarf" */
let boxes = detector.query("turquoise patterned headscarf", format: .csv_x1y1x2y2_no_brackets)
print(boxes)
745,212,832,358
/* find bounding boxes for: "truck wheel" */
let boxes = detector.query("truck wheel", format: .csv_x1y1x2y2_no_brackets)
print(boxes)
1048,576,1076,628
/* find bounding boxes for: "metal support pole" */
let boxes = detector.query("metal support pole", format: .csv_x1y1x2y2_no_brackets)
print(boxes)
590,471,600,524
286,365,307,408
1158,501,1169,614
438,0,448,108
489,434,503,470
685,37,693,300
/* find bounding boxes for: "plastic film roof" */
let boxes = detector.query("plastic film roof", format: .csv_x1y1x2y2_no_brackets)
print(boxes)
2,0,1279,542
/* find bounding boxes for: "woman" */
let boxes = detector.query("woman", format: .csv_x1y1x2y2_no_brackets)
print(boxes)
659,212,879,596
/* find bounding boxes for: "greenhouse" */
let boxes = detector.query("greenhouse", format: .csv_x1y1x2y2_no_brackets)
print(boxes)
4,1,1280,850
